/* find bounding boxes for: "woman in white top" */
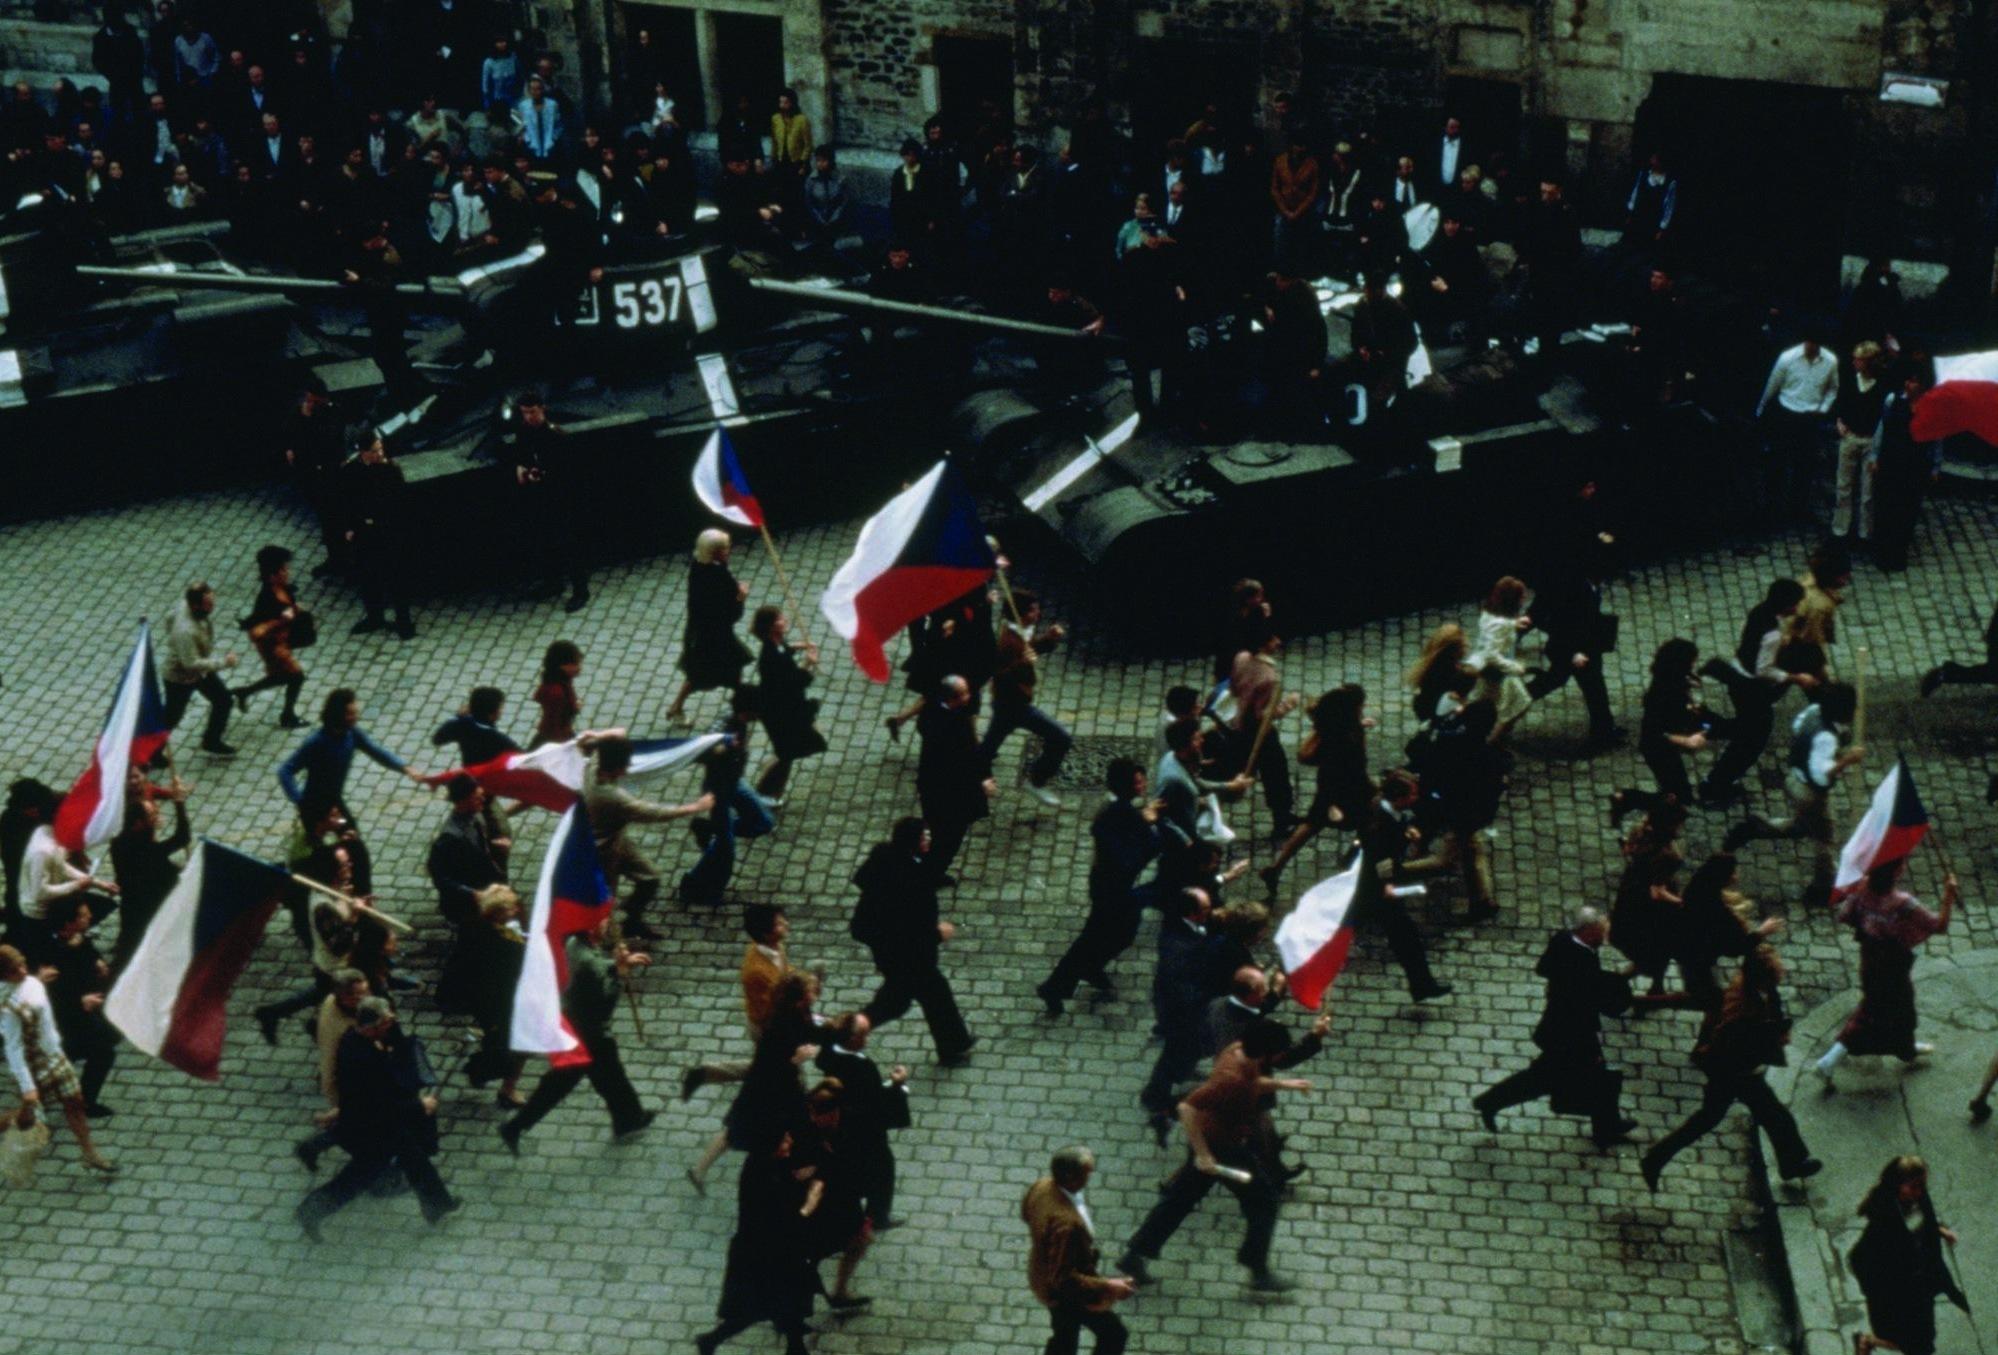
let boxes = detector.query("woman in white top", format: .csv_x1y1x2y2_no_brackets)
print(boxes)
1470,575,1534,738
0,944,114,1172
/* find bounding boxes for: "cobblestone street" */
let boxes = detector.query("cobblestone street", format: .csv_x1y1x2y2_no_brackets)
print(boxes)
4,479,1994,1355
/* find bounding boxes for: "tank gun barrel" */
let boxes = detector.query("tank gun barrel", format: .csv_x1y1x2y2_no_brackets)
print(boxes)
75,264,459,301
743,277,1115,343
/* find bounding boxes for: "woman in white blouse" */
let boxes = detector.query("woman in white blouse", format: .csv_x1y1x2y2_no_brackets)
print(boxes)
1,944,114,1172
1470,575,1534,740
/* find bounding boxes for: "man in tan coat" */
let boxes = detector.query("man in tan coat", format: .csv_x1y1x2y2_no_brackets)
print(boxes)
1022,1145,1134,1355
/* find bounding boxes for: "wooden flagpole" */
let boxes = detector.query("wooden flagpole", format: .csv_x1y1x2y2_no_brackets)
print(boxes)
290,873,415,934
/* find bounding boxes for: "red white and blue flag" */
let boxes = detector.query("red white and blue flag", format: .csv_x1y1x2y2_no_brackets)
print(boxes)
512,806,615,1066
820,459,996,681
428,733,723,813
1275,853,1367,1011
53,622,171,852
1911,351,1998,446
104,840,288,1081
692,427,765,528
1833,757,1931,897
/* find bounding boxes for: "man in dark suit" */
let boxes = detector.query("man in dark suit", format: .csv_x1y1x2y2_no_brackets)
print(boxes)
1037,757,1170,1015
915,675,995,883
851,817,975,1066
228,62,283,146
1473,907,1637,1148
251,110,295,182
1525,553,1620,748
815,1011,911,1227
500,914,653,1151
1138,886,1227,1141
1425,115,1469,198
1021,1146,1135,1355
295,998,459,1239
425,774,506,927
887,138,929,248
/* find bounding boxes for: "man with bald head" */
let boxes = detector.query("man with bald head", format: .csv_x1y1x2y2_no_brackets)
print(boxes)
1473,906,1637,1149
915,674,996,883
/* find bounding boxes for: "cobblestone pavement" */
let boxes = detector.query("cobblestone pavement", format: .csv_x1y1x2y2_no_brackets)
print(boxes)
3,479,1995,1355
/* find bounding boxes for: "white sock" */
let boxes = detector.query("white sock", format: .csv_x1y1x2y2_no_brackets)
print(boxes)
1817,1042,1848,1075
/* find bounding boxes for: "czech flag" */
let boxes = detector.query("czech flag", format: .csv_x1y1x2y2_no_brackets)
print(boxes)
512,806,614,1067
1275,853,1366,1011
1832,757,1930,898
820,460,996,681
1911,351,1998,446
427,733,723,812
104,840,287,1081
53,622,171,852
692,427,765,528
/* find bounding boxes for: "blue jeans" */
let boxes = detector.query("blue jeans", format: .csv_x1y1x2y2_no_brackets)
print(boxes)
980,701,1071,787
679,780,774,901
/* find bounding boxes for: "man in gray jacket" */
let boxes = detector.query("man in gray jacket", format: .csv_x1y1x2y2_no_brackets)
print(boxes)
163,581,241,756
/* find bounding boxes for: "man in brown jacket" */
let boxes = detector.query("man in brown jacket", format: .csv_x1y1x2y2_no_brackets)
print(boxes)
1022,1145,1134,1355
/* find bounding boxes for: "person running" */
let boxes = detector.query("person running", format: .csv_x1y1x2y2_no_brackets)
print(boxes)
232,544,310,729
1813,860,1957,1091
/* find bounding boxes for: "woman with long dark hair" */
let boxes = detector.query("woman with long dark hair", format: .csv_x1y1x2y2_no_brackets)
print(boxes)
1261,683,1370,897
233,544,309,729
530,641,583,748
1611,639,1715,822
1848,1155,1967,1355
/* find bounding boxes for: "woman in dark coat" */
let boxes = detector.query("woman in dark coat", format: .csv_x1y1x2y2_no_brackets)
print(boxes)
801,1078,874,1310
751,606,826,802
1611,833,1682,996
1261,683,1371,896
1611,639,1716,822
667,529,752,725
1670,853,1776,1013
691,971,821,1189
28,895,121,1116
1849,1155,1968,1355
697,1129,820,1355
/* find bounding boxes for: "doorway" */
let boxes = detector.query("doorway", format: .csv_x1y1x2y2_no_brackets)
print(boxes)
713,11,784,119
620,4,705,129
1639,74,1848,304
1442,76,1523,171
935,35,1012,141
1129,37,1259,161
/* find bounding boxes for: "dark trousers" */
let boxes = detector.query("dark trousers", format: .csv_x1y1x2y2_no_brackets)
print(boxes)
1477,1054,1624,1142
507,1034,646,1135
353,535,410,628
1702,676,1774,796
1645,1070,1811,1177
982,700,1072,787
1366,897,1438,997
73,1037,118,1108
1045,1304,1128,1355
1526,656,1613,739
1620,740,1695,816
1762,408,1825,521
854,1140,896,1226
298,1146,452,1225
1126,1149,1280,1273
163,672,233,748
926,816,974,882
1935,659,1998,688
260,968,333,1023
1138,1016,1203,1116
1044,889,1142,998
863,962,972,1058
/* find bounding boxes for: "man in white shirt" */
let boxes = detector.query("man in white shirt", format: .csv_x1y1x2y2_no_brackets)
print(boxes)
1756,335,1839,521
1432,116,1464,195
162,581,241,756
1724,682,1863,903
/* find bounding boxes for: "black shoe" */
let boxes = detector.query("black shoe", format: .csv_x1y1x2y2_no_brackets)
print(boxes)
279,712,308,729
689,818,715,850
203,741,238,758
694,1334,720,1355
1410,982,1453,1003
825,1294,872,1311
231,687,251,713
499,1122,521,1156
614,1111,657,1142
1083,974,1116,996
423,1195,463,1225
680,1067,707,1102
871,1216,905,1232
1464,903,1499,924
1118,1254,1152,1286
1280,1161,1309,1183
1257,864,1282,901
84,1102,114,1119
1474,1097,1498,1133
1721,821,1754,854
1248,1269,1294,1294
623,919,662,942
1147,1112,1172,1147
938,1038,976,1068
295,1140,321,1173
1640,1154,1663,1193
1782,1157,1823,1181
256,1006,281,1045
564,591,590,614
394,620,416,641
935,874,958,889
1035,982,1065,1018
1973,1098,1993,1124
350,616,387,636
1919,666,1943,699
295,1201,324,1243
883,716,903,743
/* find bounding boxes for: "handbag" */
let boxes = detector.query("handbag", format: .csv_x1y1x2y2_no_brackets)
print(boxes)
0,1114,52,1188
289,608,319,650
